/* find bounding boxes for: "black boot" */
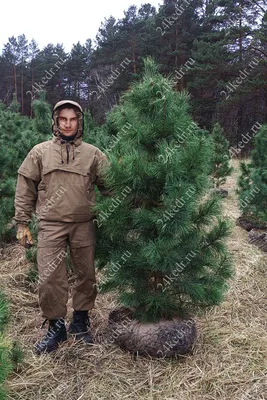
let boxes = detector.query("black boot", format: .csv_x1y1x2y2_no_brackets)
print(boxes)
68,310,93,344
35,318,67,355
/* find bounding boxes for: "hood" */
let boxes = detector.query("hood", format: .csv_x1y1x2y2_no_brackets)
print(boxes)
52,100,84,139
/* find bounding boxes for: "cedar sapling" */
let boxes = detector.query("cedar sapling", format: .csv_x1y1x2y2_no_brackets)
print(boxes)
237,124,267,223
94,58,233,324
210,122,232,189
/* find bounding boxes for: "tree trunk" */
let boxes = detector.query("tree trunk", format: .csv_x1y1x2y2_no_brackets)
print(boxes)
239,0,244,66
131,28,137,74
13,64,17,102
21,58,24,114
30,62,34,117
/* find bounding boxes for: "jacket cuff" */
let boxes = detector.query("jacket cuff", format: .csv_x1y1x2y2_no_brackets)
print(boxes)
13,218,29,227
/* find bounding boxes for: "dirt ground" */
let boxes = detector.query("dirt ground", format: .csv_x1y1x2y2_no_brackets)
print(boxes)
1,159,266,400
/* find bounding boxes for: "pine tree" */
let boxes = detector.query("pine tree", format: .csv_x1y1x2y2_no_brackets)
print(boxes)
0,100,48,240
65,41,89,102
0,291,23,400
238,124,267,221
32,94,52,135
190,1,234,129
0,292,14,400
210,123,232,188
156,0,201,88
83,109,111,151
94,58,233,323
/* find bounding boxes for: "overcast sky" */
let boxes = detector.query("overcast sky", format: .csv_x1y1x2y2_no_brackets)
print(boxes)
0,0,162,54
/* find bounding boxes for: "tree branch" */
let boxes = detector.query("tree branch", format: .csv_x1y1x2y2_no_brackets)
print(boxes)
249,0,266,14
251,46,267,58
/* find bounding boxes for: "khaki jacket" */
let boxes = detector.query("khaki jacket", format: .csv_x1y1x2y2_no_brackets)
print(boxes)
14,135,109,224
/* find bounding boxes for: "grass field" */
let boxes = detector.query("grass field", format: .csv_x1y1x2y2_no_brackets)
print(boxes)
0,160,266,400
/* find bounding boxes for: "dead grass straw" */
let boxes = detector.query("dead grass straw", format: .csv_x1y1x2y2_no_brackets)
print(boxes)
0,159,266,400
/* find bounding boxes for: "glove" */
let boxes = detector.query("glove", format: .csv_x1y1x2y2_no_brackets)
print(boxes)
16,224,34,248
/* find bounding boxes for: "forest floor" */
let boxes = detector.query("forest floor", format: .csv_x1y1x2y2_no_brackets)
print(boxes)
1,159,266,400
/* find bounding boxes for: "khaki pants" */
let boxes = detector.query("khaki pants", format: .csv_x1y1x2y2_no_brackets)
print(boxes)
37,220,97,320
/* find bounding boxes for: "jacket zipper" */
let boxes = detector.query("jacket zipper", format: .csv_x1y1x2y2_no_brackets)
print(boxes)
66,143,70,164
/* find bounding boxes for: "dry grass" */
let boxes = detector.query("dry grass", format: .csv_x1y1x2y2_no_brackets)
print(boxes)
1,159,266,400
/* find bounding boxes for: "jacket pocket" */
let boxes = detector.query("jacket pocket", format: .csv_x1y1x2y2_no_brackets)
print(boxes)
36,168,95,222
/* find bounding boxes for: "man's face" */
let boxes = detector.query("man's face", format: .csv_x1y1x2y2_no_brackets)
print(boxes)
58,108,78,136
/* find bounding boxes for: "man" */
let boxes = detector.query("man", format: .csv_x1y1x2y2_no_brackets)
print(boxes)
14,100,109,354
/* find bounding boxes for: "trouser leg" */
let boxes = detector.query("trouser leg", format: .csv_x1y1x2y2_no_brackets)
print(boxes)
70,245,97,311
37,221,69,320
69,221,97,311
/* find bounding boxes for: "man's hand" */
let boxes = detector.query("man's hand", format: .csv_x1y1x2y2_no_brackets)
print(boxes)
16,224,34,248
